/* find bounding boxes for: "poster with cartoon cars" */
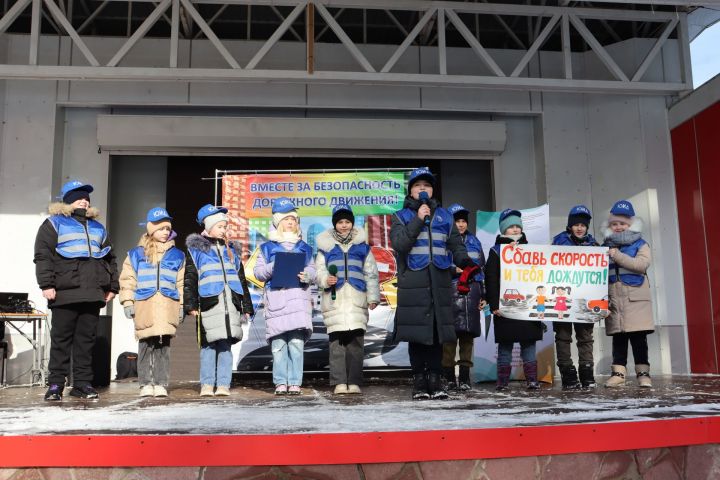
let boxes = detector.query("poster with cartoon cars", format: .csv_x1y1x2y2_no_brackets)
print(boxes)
499,244,610,323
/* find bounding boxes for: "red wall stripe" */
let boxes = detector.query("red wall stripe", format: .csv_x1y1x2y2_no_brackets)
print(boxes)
0,417,719,467
671,118,717,373
695,104,720,370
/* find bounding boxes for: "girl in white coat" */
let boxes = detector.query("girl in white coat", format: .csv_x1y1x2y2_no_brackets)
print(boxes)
316,205,380,394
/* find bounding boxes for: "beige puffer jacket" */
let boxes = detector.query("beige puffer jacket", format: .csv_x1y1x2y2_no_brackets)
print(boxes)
119,237,185,340
604,224,654,335
315,228,380,334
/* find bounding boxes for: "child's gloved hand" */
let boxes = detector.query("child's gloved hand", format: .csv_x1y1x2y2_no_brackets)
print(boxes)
298,270,312,284
123,304,135,319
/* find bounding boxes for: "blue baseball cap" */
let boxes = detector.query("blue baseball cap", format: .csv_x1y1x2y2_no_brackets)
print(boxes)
60,180,93,198
272,197,296,214
332,204,353,216
499,209,521,223
448,203,469,216
569,205,592,218
567,204,592,228
610,200,635,217
196,204,228,225
407,167,435,191
146,207,172,223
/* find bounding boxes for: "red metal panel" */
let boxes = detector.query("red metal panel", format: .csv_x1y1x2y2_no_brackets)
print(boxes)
671,119,717,373
695,102,720,372
0,417,719,467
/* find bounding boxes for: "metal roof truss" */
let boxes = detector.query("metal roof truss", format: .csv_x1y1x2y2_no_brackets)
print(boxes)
0,0,692,94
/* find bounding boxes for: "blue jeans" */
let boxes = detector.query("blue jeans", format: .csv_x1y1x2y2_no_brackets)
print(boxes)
271,330,305,386
200,339,233,388
497,341,536,367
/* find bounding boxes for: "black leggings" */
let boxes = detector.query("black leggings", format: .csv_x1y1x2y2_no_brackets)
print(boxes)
612,331,649,366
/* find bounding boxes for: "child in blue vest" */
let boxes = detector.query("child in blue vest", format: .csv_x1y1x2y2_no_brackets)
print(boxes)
119,208,185,397
254,198,315,395
485,209,544,390
316,204,380,395
442,203,486,391
34,180,119,401
551,205,599,390
185,204,254,397
390,167,473,400
602,200,654,388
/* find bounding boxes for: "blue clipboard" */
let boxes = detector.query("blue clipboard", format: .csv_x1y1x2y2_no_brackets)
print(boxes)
271,251,305,289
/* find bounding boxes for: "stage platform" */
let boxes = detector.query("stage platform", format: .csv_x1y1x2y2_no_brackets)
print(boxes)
1,375,720,479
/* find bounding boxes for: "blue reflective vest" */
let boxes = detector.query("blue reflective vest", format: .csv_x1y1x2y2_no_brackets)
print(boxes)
396,207,453,270
188,242,245,298
464,233,485,281
260,240,313,289
49,215,111,259
552,231,598,247
608,238,647,287
129,246,184,301
322,243,371,292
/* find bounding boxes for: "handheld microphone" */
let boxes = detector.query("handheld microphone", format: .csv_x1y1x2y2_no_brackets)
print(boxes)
328,264,338,300
418,191,431,226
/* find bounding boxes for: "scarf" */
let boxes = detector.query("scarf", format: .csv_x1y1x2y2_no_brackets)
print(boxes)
605,230,642,248
332,228,354,245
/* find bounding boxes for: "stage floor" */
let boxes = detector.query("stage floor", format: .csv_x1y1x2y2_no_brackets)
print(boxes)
3,375,720,436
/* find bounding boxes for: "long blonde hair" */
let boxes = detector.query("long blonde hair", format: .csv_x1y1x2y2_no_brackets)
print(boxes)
139,233,162,265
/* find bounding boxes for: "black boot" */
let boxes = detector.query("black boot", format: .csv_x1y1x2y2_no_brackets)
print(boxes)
458,366,472,391
443,367,457,391
44,383,64,401
578,363,597,389
69,384,99,399
412,373,430,400
524,361,539,390
428,372,448,400
559,365,582,391
496,364,511,391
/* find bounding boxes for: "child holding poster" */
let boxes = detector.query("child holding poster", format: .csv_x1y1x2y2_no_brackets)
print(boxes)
315,204,380,395
602,200,654,388
485,209,544,390
185,204,254,397
119,207,184,397
442,203,486,391
254,198,315,395
551,205,599,390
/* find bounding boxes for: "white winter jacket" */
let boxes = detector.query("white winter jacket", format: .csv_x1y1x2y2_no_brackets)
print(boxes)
315,228,381,333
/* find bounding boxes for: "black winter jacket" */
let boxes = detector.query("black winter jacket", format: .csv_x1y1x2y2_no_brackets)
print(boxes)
34,205,119,308
183,234,254,316
390,196,473,346
484,233,543,344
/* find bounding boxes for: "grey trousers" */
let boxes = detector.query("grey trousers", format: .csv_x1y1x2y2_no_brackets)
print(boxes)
138,336,171,387
328,329,365,386
554,322,594,367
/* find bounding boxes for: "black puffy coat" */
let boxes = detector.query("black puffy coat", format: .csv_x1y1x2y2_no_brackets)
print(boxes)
34,204,119,308
484,233,543,344
390,196,473,345
183,234,254,316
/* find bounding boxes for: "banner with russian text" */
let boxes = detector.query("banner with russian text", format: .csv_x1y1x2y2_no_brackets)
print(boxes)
499,244,610,323
222,172,409,372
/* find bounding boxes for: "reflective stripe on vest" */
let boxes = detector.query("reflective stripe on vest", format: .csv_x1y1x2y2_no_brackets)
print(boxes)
189,243,245,297
129,246,184,301
322,243,370,292
396,207,453,271
49,215,111,259
260,240,313,289
464,233,485,281
608,238,647,287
